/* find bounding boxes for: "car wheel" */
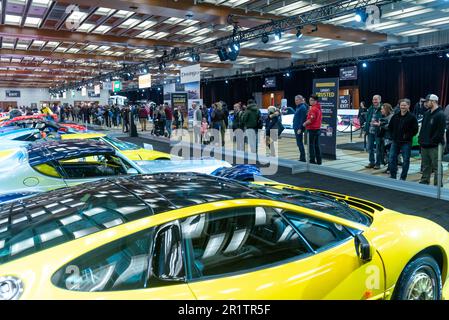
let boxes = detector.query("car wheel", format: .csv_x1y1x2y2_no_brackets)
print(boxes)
393,254,442,300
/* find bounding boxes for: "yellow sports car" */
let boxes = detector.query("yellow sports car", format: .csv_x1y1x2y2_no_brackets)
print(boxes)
61,133,170,160
0,173,448,300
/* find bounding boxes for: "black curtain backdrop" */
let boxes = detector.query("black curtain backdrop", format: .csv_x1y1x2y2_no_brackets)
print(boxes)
201,53,449,108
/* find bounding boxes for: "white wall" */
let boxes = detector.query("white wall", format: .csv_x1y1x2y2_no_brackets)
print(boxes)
51,89,110,106
0,87,50,107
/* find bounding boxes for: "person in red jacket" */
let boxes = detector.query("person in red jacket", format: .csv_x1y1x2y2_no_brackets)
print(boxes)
303,95,323,165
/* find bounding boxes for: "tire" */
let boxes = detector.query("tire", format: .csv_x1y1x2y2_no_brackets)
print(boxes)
392,254,442,300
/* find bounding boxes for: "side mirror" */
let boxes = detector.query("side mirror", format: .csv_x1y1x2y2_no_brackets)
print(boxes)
354,233,373,262
126,168,138,174
151,224,184,282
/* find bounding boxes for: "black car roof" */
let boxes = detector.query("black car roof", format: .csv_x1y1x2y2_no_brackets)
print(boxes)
0,173,259,264
26,139,116,166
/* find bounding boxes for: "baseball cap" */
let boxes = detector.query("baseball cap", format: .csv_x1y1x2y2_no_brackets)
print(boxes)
426,94,439,102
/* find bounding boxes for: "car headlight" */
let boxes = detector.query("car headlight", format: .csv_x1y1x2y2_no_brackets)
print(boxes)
0,276,23,300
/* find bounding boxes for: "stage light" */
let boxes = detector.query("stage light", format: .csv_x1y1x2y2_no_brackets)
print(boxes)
227,41,240,61
296,27,303,39
355,8,368,23
284,72,290,77
274,30,282,41
225,80,229,84
190,52,200,62
362,62,367,68
261,33,269,44
217,47,228,61
446,52,449,58
323,67,327,72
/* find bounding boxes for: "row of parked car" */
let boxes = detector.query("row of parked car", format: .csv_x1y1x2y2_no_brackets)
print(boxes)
0,113,448,300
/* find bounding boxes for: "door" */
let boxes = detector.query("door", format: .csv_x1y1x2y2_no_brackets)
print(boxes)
57,153,132,187
181,206,385,299
48,223,194,299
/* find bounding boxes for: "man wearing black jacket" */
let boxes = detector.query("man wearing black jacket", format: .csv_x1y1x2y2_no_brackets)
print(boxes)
388,99,418,181
419,94,446,185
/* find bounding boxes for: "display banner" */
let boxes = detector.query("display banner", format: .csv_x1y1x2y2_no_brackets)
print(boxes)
339,95,351,109
88,91,100,98
94,84,101,95
312,78,339,160
185,82,200,99
6,90,20,97
171,93,188,128
113,81,122,92
180,64,200,84
340,66,357,80
138,74,152,89
81,87,87,96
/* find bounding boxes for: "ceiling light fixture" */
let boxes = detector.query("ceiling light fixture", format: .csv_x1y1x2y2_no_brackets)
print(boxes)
261,33,269,44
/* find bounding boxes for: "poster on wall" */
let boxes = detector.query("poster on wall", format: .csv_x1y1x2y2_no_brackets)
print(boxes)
171,93,188,128
312,77,339,160
180,64,200,84
6,90,20,97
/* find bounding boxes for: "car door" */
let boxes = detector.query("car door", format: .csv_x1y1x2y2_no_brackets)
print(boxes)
58,153,133,187
28,160,68,191
48,223,195,299
181,206,385,300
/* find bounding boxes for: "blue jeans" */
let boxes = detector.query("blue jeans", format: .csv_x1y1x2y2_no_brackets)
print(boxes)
308,130,322,165
295,132,306,161
389,142,411,180
166,120,172,137
367,133,382,166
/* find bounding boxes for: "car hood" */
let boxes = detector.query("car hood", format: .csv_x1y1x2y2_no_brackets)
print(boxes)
134,159,232,175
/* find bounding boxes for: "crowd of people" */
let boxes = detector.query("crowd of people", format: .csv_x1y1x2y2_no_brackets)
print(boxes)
4,92,448,186
357,94,449,185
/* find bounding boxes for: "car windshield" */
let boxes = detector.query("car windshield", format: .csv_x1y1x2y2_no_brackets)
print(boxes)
102,136,140,150
251,185,372,226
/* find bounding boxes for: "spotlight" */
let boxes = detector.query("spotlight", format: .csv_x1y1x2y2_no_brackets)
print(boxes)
355,8,368,23
217,47,228,61
362,62,367,68
225,80,229,84
296,26,303,39
446,52,449,58
274,30,282,41
227,42,240,61
190,52,200,62
261,33,269,44
323,67,327,72
284,72,290,77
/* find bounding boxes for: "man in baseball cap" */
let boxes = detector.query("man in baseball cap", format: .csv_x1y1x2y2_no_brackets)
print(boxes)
425,94,439,102
419,93,445,186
